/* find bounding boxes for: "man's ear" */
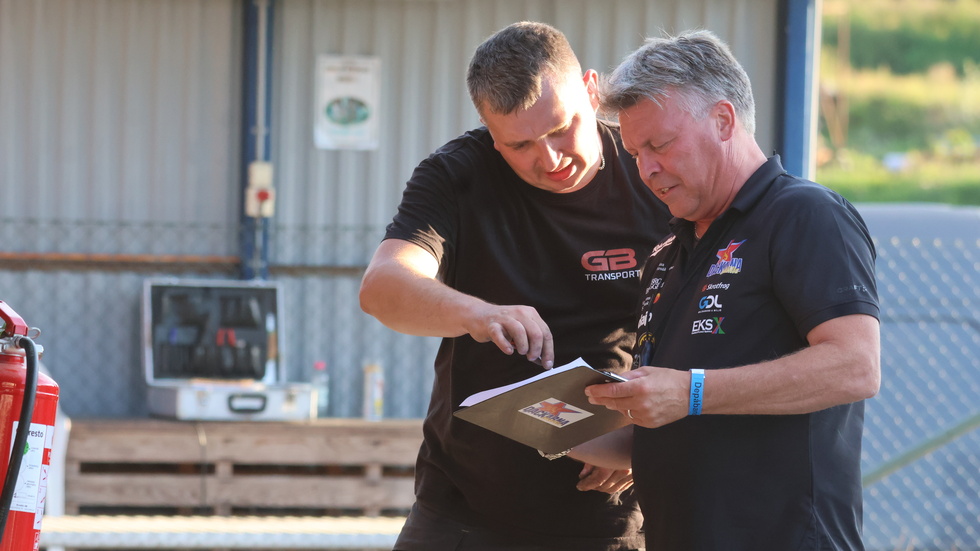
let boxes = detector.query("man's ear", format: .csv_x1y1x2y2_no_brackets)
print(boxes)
714,100,737,140
583,69,600,110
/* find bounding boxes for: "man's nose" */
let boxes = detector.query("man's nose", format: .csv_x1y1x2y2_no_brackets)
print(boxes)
638,152,662,179
539,140,563,170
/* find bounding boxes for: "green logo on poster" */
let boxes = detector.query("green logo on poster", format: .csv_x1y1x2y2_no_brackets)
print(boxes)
326,97,370,125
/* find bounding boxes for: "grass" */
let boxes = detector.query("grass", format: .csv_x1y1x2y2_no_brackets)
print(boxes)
817,151,980,205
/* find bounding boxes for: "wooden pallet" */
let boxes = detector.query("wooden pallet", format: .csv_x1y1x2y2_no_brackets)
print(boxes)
63,418,423,517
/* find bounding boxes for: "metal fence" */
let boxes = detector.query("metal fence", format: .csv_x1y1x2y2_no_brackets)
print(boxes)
1,203,978,550
859,204,980,551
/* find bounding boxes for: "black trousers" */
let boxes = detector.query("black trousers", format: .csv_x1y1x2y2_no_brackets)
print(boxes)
393,502,645,551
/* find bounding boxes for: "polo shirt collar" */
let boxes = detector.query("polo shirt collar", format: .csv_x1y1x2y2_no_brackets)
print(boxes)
728,155,788,214
668,155,787,240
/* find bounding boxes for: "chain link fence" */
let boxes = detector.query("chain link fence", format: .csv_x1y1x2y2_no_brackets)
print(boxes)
859,205,980,551
0,204,977,550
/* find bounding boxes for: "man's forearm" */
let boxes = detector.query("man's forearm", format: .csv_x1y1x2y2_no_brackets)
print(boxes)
702,314,881,415
569,426,633,470
360,261,479,337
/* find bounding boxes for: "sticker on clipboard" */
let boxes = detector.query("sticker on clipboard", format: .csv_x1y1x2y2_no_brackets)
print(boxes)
519,399,594,428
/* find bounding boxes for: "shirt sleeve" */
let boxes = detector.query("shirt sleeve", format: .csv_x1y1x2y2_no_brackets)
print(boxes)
770,186,880,339
384,154,459,265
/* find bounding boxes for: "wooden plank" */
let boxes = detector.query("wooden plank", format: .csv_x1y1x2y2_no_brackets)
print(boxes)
67,478,414,511
67,420,206,463
208,476,416,509
66,474,204,507
66,419,423,465
199,420,422,464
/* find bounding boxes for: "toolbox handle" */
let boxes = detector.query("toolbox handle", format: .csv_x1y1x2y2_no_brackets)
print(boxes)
227,393,267,413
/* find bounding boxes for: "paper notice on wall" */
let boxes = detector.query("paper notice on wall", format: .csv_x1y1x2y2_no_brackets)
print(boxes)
314,55,381,150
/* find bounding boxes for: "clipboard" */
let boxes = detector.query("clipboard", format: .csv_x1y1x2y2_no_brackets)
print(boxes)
453,358,630,454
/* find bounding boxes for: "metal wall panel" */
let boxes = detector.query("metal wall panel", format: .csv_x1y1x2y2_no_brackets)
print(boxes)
0,0,242,256
0,0,241,418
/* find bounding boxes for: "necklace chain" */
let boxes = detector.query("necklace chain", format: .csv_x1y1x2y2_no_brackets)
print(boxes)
598,150,606,171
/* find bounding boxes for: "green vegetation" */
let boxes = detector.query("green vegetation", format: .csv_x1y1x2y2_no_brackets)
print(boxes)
819,152,980,204
822,0,980,76
816,0,980,205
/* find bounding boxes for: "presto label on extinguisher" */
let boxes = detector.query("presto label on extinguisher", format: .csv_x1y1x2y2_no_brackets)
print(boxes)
8,422,48,515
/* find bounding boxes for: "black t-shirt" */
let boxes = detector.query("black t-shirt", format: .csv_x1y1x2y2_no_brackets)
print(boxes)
633,157,879,550
385,122,671,548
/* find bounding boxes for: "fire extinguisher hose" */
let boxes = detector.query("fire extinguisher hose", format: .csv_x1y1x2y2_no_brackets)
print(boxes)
0,336,39,540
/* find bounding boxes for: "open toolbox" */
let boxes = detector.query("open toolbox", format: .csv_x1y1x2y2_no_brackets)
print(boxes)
141,278,314,420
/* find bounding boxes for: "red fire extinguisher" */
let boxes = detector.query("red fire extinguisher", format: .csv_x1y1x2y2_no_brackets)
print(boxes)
0,301,59,551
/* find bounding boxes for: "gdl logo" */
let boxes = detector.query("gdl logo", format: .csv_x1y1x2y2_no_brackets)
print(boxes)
699,295,723,309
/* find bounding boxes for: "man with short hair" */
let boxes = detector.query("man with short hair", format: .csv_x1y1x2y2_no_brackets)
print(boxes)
360,21,671,551
579,30,881,550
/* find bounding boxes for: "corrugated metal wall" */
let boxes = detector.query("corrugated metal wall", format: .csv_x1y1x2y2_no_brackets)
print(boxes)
0,0,779,419
0,0,243,418
272,0,778,265
0,0,242,253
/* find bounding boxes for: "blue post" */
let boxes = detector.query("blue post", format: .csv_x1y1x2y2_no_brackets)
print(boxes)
778,0,819,179
240,0,275,280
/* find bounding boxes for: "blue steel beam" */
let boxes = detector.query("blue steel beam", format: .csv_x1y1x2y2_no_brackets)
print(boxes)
240,0,275,280
778,0,819,179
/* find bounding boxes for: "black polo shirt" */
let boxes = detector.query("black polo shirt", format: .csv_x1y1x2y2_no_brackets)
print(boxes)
633,156,879,550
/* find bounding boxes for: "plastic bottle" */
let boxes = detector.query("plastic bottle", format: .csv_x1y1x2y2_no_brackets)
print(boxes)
363,362,384,421
312,361,329,418
263,312,277,384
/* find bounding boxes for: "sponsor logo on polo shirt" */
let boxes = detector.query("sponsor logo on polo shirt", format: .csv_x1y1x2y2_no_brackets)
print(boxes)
698,294,723,313
638,332,655,348
645,277,664,293
706,240,745,277
582,248,641,281
702,282,730,292
692,317,725,335
650,235,675,258
638,310,654,328
520,400,593,427
582,248,637,271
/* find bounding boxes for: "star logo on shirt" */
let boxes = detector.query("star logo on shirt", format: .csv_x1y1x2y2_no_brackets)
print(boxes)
716,240,746,262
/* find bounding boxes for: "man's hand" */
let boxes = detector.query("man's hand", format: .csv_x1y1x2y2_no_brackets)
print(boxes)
576,464,633,493
585,314,881,421
361,240,555,368
585,367,689,428
463,303,555,368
